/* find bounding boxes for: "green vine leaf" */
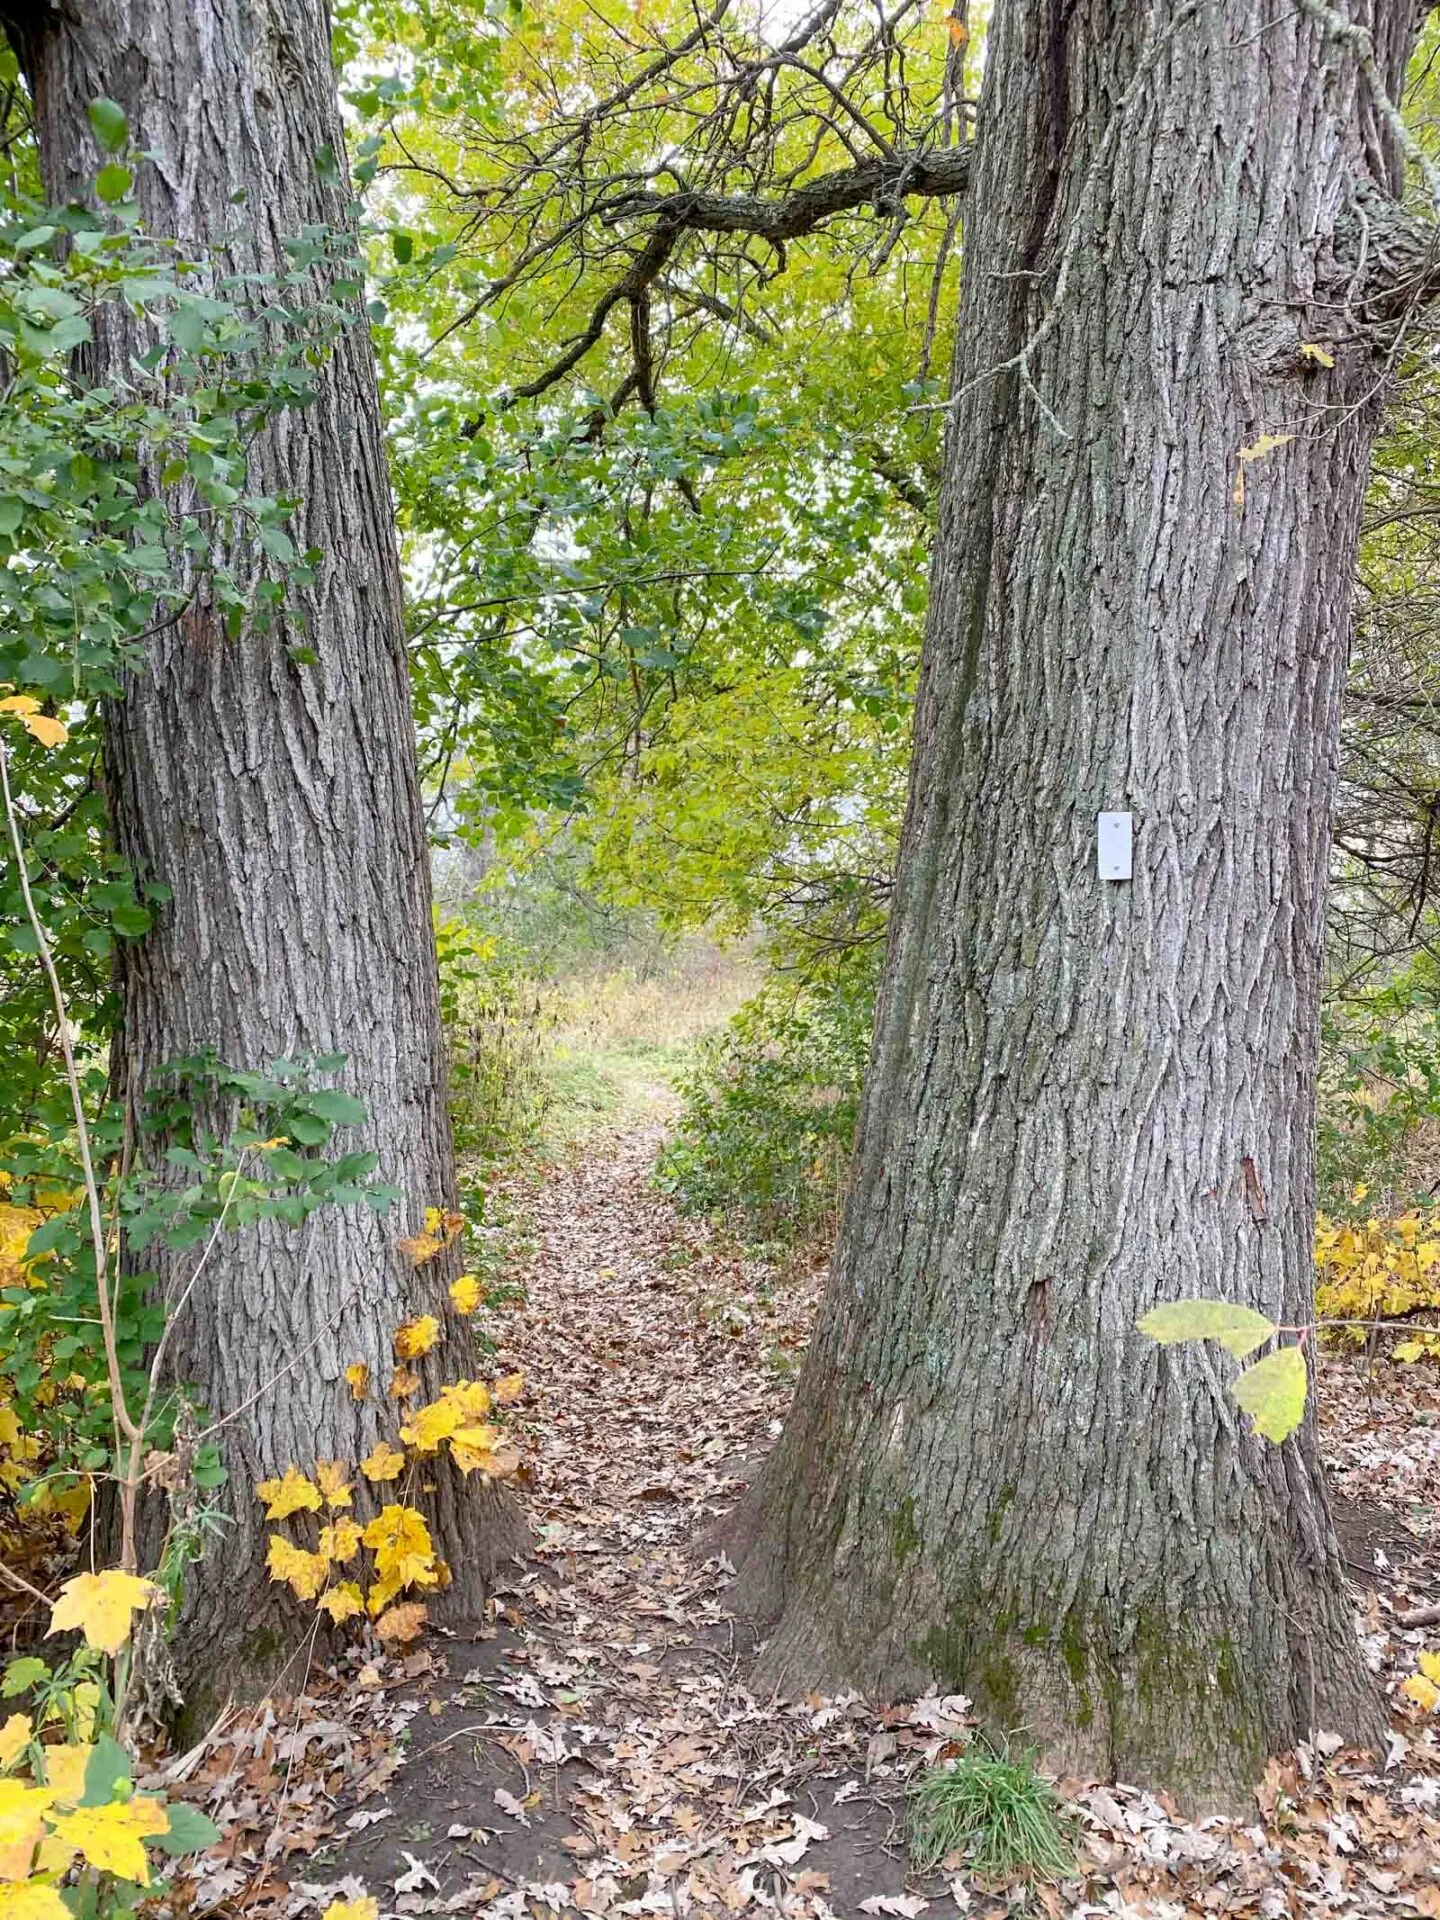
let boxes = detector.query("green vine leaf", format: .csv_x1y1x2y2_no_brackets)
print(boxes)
1232,1345,1308,1442
1136,1299,1277,1359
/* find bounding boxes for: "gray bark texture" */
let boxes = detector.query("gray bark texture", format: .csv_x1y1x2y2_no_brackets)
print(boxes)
731,0,1422,1806
8,0,525,1708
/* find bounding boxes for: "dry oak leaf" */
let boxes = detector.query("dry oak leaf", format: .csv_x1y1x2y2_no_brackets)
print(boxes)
374,1601,428,1647
360,1440,407,1482
46,1795,168,1884
47,1569,159,1656
0,1712,30,1770
255,1466,324,1520
266,1535,330,1601
0,1884,70,1920
315,1459,354,1509
449,1273,482,1314
0,1777,53,1877
317,1581,366,1624
492,1371,524,1404
393,1315,441,1361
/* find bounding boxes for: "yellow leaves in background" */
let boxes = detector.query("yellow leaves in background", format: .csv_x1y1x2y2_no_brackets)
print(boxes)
1315,1213,1440,1362
360,1440,406,1482
255,1467,324,1519
0,1201,41,1291
47,1569,157,1656
345,1362,371,1401
393,1315,440,1360
0,695,67,750
449,1273,482,1314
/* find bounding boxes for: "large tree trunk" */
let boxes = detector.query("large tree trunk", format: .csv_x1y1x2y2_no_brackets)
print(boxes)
10,0,525,1708
732,0,1419,1805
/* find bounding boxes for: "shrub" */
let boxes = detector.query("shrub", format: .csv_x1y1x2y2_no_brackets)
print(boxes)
655,948,878,1244
435,918,552,1169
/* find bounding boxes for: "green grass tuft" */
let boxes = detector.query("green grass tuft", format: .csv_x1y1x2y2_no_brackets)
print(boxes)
908,1742,1076,1882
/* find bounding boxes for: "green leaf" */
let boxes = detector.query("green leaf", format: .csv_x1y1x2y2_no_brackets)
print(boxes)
0,498,24,535
2,1655,48,1695
306,1088,367,1127
1232,1344,1308,1442
109,901,153,937
154,1799,223,1854
392,231,414,265
96,164,134,204
81,1732,133,1806
87,96,129,152
1136,1299,1277,1359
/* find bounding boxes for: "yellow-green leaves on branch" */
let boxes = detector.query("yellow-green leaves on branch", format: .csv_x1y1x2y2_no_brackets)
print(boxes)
1137,1300,1309,1443
1136,1299,1277,1358
1232,1344,1308,1442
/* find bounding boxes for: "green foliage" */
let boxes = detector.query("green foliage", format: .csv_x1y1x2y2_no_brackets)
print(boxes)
435,918,552,1169
0,1055,393,1490
0,135,360,1131
1317,965,1440,1215
908,1744,1075,1883
656,951,877,1243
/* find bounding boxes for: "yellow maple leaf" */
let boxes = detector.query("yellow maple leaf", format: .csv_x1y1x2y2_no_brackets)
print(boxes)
449,1273,482,1314
345,1362,371,1401
393,1315,441,1360
0,1713,30,1771
317,1581,365,1624
314,1459,354,1509
360,1440,407,1482
38,1743,91,1805
322,1900,380,1920
0,1883,71,1920
47,1569,158,1656
1420,1648,1440,1684
318,1519,363,1565
492,1372,524,1404
1299,341,1335,368
254,1466,323,1519
362,1503,437,1605
399,1397,462,1454
397,1230,443,1267
265,1535,330,1601
0,1778,56,1878
46,1795,167,1884
1402,1671,1440,1712
0,696,39,716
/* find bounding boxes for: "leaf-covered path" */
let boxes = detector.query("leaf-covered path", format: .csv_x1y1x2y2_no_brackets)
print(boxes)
171,1109,1440,1920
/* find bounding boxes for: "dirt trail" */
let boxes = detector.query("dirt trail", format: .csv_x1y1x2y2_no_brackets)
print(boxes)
178,1110,1440,1920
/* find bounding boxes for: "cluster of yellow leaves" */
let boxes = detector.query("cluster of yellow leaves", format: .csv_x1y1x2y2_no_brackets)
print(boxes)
1314,1212,1440,1362
0,694,67,750
0,1189,93,1545
1402,1649,1440,1713
396,1206,464,1268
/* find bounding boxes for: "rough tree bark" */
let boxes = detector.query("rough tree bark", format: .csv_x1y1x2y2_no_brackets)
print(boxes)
7,0,525,1706
732,0,1424,1804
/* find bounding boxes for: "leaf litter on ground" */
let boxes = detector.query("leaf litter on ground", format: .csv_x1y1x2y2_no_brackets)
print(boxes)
145,1102,1440,1919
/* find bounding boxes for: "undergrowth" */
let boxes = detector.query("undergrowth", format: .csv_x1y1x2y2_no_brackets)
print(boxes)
909,1744,1076,1883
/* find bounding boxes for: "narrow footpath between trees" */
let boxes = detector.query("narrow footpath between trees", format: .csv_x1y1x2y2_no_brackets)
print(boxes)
162,1110,1440,1920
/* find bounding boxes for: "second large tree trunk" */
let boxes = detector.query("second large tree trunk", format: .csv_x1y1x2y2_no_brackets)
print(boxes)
733,0,1415,1804
11,0,525,1709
